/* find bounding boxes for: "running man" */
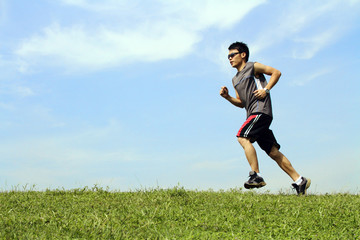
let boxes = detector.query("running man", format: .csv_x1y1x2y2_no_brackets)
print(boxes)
220,42,310,195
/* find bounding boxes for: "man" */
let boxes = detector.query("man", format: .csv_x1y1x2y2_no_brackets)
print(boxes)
220,42,310,195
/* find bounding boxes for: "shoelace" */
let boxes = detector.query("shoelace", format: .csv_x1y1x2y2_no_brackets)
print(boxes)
248,174,256,180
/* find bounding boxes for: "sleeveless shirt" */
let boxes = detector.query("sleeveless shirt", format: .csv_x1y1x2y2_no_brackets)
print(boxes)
232,62,273,118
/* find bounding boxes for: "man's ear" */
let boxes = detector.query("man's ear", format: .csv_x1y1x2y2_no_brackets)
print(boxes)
240,52,246,59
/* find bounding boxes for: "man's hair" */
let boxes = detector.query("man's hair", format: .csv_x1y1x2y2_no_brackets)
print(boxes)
228,42,249,62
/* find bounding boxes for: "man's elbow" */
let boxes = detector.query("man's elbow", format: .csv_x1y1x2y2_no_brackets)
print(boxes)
275,70,281,78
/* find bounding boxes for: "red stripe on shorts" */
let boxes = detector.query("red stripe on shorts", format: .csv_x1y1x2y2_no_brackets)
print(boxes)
237,114,258,137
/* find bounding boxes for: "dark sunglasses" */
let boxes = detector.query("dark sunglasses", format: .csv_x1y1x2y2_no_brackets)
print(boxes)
228,52,240,59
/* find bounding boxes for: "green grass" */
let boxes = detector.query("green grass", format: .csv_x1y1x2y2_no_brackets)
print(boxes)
0,186,359,239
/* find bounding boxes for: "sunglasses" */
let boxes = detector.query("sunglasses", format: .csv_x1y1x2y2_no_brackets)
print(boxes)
228,52,240,59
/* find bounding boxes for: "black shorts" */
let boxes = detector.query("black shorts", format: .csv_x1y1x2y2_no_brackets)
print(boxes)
237,113,280,154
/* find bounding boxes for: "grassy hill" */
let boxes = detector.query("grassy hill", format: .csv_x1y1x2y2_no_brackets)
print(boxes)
1,186,359,239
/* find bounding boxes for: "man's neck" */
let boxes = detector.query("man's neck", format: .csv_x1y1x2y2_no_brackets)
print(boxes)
236,62,247,72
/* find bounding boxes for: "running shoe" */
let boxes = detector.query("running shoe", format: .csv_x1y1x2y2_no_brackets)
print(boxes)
244,171,266,189
292,177,311,195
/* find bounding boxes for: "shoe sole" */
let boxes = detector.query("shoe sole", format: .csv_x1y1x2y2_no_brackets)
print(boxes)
244,182,266,189
303,178,311,195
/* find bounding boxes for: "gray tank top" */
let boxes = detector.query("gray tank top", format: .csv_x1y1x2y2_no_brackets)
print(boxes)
232,62,273,118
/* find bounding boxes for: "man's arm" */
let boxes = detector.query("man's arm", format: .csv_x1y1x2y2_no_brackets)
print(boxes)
253,62,281,99
220,86,244,108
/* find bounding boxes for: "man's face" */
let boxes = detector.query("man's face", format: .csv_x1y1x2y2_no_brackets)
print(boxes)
228,49,244,68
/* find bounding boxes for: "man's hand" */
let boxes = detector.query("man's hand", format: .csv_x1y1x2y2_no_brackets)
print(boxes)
253,89,267,99
220,86,244,108
220,86,230,99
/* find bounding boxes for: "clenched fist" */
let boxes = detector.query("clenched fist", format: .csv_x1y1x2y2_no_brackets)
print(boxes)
220,86,229,99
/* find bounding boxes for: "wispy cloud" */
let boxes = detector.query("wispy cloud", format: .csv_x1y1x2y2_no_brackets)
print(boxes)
191,158,241,171
0,119,142,164
291,27,342,60
291,68,331,86
60,0,130,12
14,85,35,97
302,149,360,194
0,118,186,190
0,102,15,111
0,0,6,25
15,0,265,72
251,0,360,59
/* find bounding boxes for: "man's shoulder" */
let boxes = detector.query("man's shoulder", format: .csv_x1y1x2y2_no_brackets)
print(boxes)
241,62,256,76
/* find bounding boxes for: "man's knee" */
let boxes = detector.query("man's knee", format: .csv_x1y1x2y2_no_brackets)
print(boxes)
237,137,251,148
268,145,280,159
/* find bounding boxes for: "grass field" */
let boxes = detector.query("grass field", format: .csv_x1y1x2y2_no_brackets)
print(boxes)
0,186,359,239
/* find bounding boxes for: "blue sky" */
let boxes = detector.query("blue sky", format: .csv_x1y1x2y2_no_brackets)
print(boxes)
0,0,359,193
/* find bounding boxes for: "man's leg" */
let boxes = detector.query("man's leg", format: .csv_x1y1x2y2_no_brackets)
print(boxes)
237,137,259,173
258,130,311,195
236,114,267,189
267,145,300,181
238,137,266,189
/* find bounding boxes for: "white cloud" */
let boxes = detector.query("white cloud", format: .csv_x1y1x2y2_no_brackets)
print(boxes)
15,0,265,72
16,22,200,70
